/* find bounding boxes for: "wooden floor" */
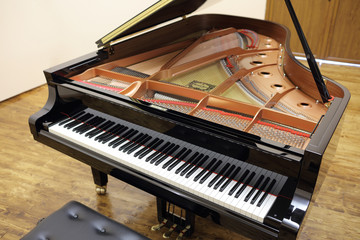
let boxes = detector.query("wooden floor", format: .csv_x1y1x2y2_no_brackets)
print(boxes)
1,63,360,240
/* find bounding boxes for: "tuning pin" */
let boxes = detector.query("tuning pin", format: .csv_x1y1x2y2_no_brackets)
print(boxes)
176,225,191,240
151,219,168,231
163,224,177,238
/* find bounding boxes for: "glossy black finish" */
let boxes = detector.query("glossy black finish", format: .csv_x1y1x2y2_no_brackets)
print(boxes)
91,167,108,187
265,178,297,229
29,13,350,240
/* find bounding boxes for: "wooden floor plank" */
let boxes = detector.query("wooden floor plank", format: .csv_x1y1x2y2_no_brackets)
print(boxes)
0,63,359,239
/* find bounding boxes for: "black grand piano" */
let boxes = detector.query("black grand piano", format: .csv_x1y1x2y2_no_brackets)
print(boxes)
29,0,350,239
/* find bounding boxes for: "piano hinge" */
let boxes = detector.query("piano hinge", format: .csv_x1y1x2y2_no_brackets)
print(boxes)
104,44,115,55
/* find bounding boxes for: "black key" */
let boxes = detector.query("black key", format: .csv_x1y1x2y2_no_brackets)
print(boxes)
164,148,191,170
235,172,255,198
110,129,138,148
208,163,230,188
119,133,144,151
244,175,264,202
83,117,105,133
134,138,160,158
127,135,152,154
180,153,205,176
78,117,106,135
107,127,134,148
95,123,122,141
251,177,270,204
150,143,176,164
114,129,138,148
175,152,200,174
58,111,84,126
257,179,276,207
74,116,104,134
86,120,115,138
228,169,250,196
194,158,217,182
146,142,171,162
214,164,235,190
121,133,146,152
199,159,222,184
185,155,209,178
162,147,187,169
154,145,180,166
138,139,164,159
127,133,149,150
94,123,122,141
87,121,114,138
106,127,131,146
72,116,97,133
64,113,93,129
59,111,85,126
167,149,193,171
220,166,241,192
100,125,128,143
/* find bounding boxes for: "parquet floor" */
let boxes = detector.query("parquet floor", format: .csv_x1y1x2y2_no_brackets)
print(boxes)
0,63,359,239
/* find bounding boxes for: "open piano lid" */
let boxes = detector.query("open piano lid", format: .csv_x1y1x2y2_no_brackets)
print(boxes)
96,0,206,48
96,0,331,104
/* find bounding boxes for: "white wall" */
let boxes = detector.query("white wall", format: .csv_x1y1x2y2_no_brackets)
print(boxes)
0,0,266,102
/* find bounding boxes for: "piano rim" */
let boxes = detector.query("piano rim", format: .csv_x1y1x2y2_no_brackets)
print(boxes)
43,13,351,157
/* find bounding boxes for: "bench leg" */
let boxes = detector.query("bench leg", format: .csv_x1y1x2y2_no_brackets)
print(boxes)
91,167,108,195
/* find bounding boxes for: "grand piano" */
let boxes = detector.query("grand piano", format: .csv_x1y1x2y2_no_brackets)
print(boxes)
29,0,350,239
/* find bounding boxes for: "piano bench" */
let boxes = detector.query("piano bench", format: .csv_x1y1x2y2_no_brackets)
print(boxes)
21,201,150,240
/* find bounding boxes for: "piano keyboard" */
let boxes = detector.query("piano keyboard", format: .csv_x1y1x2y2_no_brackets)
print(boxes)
48,108,288,223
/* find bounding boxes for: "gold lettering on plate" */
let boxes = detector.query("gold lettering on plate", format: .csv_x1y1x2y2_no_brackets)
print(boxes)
187,81,215,92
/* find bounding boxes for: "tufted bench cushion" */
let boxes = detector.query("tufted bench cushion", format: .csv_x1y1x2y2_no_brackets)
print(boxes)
21,201,150,240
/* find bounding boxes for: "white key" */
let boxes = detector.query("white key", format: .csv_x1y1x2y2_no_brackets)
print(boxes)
257,195,277,222
49,109,287,223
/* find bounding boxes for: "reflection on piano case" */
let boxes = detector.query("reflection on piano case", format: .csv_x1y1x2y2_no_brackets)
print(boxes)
29,0,350,239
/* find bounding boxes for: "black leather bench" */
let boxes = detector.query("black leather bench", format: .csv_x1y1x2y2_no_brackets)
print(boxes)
22,201,150,240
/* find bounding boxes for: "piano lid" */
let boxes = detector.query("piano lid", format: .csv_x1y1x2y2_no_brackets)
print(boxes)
96,0,206,48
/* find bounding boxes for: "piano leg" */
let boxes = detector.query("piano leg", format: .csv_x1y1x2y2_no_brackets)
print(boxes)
91,167,108,195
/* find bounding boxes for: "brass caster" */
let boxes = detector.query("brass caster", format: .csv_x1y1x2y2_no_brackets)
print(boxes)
95,185,107,195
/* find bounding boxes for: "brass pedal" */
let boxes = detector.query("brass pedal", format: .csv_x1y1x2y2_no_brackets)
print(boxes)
163,224,177,238
151,219,168,231
176,225,191,240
